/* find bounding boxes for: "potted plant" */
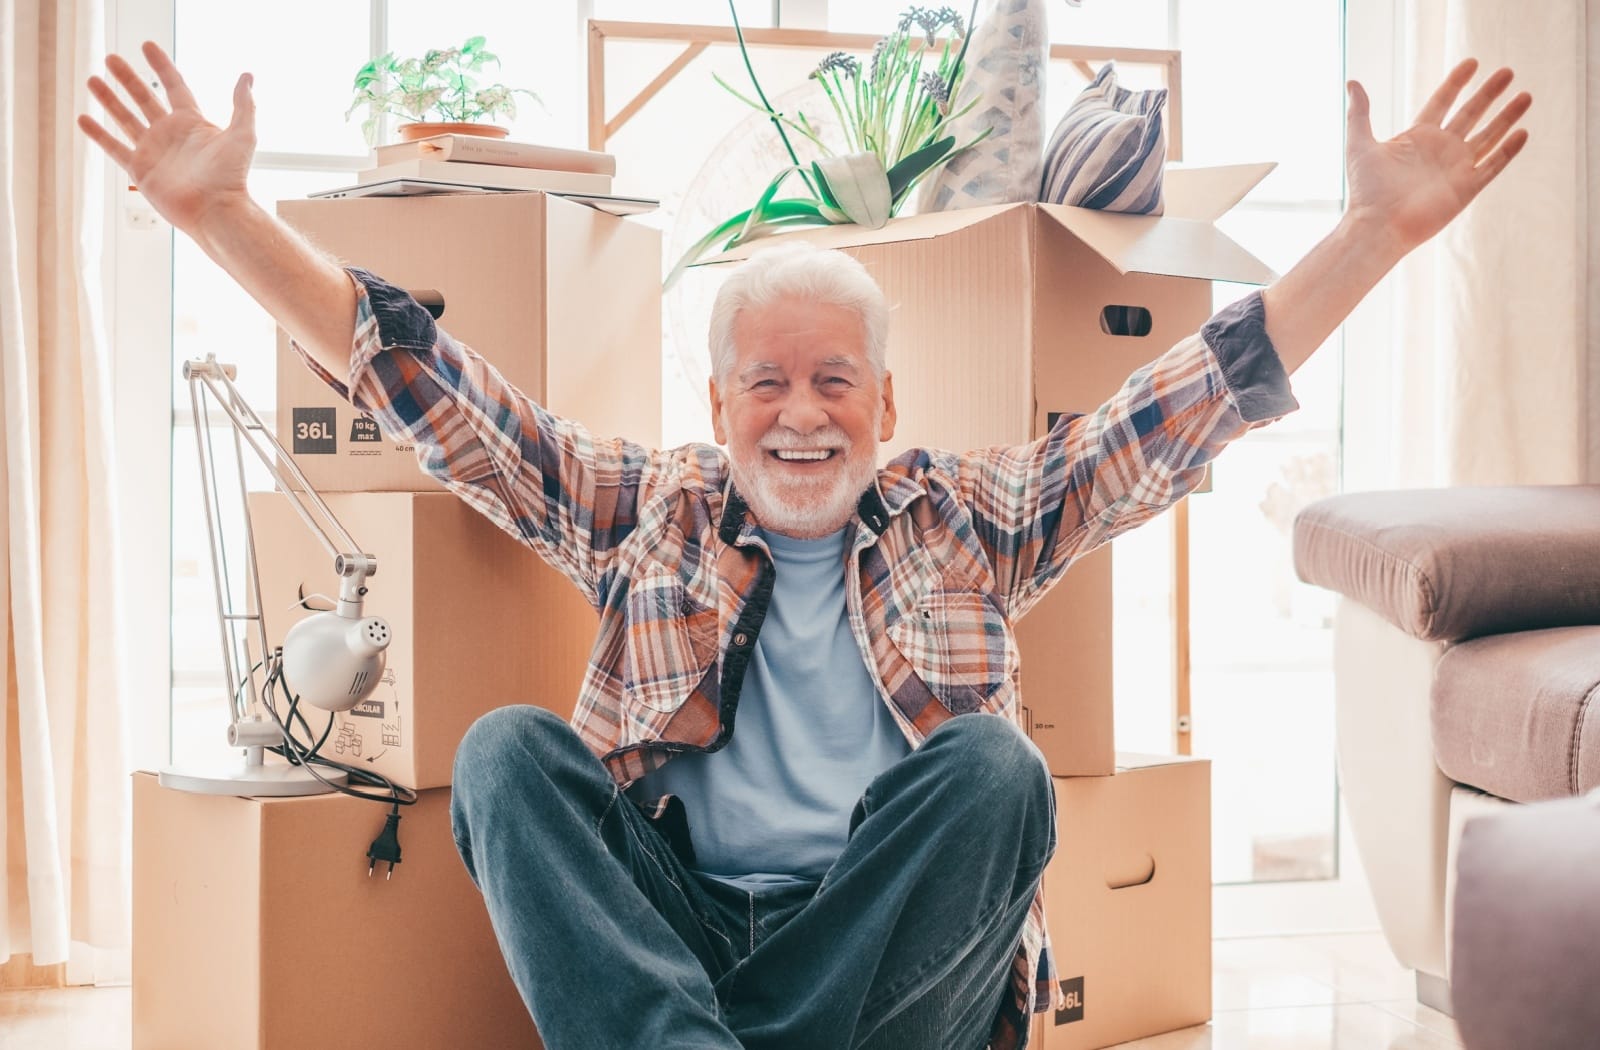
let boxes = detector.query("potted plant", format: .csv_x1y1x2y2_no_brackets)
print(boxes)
346,35,541,147
665,2,984,287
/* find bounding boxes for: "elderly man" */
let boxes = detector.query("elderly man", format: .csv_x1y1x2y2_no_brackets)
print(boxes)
82,42,1529,1050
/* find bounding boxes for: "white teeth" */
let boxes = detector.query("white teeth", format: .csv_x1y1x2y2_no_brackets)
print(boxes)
772,449,835,461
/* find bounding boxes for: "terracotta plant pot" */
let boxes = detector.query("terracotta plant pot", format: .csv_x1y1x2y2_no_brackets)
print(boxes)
395,121,509,142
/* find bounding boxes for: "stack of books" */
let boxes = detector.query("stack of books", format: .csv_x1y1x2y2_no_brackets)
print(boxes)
357,134,617,195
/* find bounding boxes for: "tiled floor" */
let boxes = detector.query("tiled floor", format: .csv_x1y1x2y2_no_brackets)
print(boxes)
0,932,1461,1049
1120,932,1462,1048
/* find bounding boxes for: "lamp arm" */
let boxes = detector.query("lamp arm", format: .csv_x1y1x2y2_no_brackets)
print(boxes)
184,353,379,734
184,355,369,567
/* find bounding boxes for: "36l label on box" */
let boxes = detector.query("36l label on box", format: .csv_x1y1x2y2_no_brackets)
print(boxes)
1055,976,1085,1024
292,407,336,454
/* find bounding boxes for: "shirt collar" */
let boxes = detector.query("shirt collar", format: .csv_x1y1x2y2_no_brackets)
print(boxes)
716,466,923,546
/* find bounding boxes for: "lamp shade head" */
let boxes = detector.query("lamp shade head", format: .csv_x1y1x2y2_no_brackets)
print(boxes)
280,610,391,712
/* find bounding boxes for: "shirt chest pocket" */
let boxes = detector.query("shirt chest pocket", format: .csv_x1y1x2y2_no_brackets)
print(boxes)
622,570,720,713
886,587,1013,714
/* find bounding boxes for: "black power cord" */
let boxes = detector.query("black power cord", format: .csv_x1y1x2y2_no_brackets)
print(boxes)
257,649,418,878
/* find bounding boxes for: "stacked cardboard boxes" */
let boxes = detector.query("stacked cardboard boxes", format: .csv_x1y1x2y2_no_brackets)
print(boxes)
135,191,661,1049
1036,755,1212,1048
254,191,659,786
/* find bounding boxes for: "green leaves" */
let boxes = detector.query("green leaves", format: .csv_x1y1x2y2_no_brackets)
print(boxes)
668,1,985,286
886,135,955,203
815,153,891,229
345,35,533,146
664,195,832,290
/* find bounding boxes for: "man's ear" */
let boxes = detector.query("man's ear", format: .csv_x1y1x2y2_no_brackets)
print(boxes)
710,377,728,444
878,371,897,442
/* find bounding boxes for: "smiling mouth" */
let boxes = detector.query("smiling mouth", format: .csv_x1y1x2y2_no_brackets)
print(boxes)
768,449,840,463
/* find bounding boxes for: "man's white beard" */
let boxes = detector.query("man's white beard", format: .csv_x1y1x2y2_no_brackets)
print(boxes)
726,417,881,539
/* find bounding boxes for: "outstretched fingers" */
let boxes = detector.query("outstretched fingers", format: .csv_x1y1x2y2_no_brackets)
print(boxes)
228,73,256,137
1472,128,1530,192
1466,91,1533,163
1414,57,1478,127
1443,66,1514,139
105,52,167,124
1346,81,1376,149
87,73,146,143
77,114,133,169
142,40,199,111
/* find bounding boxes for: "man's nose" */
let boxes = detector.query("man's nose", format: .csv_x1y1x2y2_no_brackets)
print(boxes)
776,387,830,434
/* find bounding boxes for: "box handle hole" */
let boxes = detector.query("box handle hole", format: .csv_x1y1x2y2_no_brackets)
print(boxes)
409,288,446,320
1105,853,1156,890
1099,305,1152,337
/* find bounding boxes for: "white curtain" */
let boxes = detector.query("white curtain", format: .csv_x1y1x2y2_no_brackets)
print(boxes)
0,0,130,969
1350,0,1600,488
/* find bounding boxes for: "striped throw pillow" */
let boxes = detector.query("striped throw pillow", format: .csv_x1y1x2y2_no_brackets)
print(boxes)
1039,62,1168,214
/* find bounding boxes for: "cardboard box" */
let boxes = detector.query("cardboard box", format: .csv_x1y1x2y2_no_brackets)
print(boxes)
1038,755,1212,1048
132,773,541,1049
277,191,661,493
247,489,594,790
701,165,1276,775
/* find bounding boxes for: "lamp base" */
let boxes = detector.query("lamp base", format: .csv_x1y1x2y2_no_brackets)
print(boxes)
159,758,349,797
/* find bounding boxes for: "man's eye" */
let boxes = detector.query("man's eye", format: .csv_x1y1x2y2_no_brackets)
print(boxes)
753,379,780,389
823,377,851,387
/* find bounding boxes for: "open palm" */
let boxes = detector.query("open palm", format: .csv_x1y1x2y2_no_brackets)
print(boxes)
1346,58,1532,252
78,41,256,235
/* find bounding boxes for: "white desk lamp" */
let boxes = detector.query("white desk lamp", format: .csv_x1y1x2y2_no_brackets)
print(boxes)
160,355,392,797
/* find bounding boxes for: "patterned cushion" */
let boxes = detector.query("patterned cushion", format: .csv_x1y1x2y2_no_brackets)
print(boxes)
1039,61,1167,213
914,0,1048,212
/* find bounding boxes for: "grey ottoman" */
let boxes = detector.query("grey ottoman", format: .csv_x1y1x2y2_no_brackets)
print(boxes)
1451,790,1600,1050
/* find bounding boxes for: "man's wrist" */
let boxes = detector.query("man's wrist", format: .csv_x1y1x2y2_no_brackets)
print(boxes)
1340,206,1414,272
193,191,261,257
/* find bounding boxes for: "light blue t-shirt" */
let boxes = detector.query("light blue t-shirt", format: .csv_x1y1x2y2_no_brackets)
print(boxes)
627,525,912,891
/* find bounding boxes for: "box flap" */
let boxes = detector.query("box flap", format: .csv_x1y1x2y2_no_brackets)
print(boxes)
1038,205,1279,285
1161,161,1277,222
697,202,1022,265
1114,751,1210,773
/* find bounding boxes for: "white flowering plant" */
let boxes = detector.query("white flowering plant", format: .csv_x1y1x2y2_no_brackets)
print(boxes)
666,3,985,288
346,36,541,147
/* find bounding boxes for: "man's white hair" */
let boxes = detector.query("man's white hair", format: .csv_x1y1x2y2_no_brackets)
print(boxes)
707,240,889,384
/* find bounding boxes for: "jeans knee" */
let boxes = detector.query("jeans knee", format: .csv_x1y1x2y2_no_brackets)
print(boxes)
931,715,1048,790
929,714,1056,862
453,703,569,795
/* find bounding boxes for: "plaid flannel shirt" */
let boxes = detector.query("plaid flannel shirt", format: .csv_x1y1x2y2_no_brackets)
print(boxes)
292,268,1298,1050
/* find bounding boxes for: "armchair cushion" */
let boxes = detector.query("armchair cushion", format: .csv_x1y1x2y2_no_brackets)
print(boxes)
1292,485,1600,643
1432,625,1600,801
1451,791,1600,1050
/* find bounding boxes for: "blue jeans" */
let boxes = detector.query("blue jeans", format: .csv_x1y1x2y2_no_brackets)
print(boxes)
450,705,1056,1050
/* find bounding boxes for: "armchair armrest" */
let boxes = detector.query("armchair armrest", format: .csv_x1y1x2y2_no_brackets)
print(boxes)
1292,485,1600,642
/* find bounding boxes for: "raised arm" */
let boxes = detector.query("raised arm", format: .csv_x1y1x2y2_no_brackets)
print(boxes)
961,59,1531,617
1262,59,1531,374
77,41,357,379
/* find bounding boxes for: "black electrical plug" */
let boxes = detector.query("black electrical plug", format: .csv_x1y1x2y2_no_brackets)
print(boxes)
366,806,403,879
